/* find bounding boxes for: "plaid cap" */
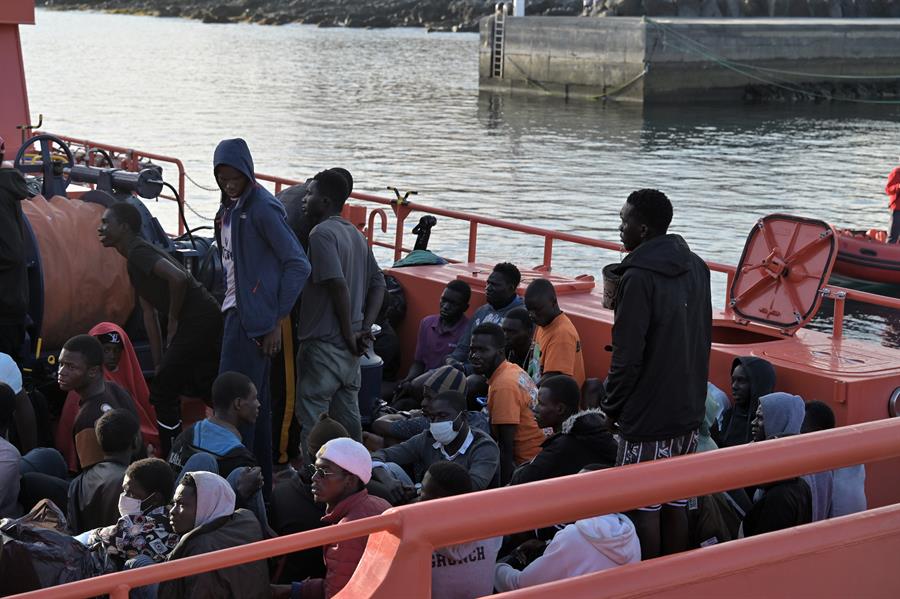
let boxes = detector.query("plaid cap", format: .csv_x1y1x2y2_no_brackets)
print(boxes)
423,365,467,396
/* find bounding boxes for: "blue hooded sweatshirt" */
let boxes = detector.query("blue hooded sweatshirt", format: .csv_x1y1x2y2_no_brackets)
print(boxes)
213,139,310,338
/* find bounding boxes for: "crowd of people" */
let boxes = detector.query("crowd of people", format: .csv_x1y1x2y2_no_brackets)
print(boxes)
0,137,871,597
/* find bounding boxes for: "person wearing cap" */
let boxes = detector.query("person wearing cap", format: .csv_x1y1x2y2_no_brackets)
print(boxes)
887,156,900,243
0,135,33,363
270,413,350,583
296,168,386,457
57,322,160,467
273,438,390,599
98,201,223,457
371,365,490,447
159,470,269,599
371,390,500,500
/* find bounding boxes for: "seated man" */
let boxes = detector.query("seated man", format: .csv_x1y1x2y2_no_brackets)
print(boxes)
270,413,350,583
445,262,524,374
87,457,179,571
371,366,489,446
742,393,812,537
396,280,471,392
511,375,617,485
495,464,641,592
371,390,499,499
160,471,269,599
68,409,142,533
717,356,776,449
57,335,140,470
169,371,259,478
423,462,502,599
274,438,391,599
802,400,866,517
470,323,545,484
523,279,585,388
501,307,535,373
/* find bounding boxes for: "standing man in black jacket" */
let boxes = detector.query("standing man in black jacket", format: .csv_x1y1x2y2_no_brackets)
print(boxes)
601,189,712,559
0,137,32,361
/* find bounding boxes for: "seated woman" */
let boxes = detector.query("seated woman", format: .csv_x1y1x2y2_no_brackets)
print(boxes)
57,323,160,470
86,457,179,572
159,471,270,599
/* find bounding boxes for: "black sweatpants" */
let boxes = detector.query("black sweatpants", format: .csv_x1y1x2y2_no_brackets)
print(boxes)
150,313,223,433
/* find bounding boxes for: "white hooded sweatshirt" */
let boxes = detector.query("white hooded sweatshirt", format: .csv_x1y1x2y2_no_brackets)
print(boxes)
494,513,641,592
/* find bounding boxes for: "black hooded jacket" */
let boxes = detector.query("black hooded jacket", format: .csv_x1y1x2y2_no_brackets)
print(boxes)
717,356,776,448
601,234,712,441
509,409,618,485
0,168,31,324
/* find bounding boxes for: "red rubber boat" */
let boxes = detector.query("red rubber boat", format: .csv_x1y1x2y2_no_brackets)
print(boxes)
834,228,900,284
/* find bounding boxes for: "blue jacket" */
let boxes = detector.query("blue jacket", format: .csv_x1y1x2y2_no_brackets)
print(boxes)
213,138,310,338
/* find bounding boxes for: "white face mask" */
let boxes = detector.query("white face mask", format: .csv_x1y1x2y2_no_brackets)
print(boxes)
430,419,458,445
118,493,143,518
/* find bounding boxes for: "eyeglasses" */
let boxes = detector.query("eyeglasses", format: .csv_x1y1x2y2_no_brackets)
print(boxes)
307,465,345,480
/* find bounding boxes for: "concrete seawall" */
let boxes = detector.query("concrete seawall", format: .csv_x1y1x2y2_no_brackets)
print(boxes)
478,17,900,102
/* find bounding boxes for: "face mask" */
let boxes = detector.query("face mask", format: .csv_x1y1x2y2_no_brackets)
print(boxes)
118,493,143,518
430,419,458,445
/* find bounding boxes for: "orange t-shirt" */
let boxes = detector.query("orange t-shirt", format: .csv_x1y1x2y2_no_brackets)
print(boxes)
533,312,585,389
487,361,545,464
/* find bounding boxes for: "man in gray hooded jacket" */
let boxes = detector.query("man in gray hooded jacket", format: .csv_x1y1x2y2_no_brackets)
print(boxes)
742,392,813,537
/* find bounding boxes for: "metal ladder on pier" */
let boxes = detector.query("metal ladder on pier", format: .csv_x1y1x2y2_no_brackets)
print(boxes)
491,3,508,78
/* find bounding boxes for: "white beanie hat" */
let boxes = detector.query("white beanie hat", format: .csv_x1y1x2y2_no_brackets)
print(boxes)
317,438,372,484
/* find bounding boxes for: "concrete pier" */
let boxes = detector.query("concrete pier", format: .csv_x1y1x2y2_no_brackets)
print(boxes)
478,17,900,103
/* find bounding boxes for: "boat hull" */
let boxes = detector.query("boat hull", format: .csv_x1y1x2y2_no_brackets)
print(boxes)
835,229,900,284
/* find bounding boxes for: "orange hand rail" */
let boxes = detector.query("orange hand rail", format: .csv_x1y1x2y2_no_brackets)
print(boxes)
497,503,900,598
15,418,900,599
13,139,899,336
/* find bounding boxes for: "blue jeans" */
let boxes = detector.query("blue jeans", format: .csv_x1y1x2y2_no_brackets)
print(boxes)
219,308,273,497
177,452,269,536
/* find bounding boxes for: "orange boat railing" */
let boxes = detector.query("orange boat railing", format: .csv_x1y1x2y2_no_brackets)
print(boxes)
254,172,900,341
11,417,900,599
22,134,900,340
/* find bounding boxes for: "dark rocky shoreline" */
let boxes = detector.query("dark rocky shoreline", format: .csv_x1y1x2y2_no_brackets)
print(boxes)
36,0,582,31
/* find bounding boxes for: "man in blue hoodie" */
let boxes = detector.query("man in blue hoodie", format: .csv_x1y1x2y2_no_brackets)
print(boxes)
213,138,310,493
